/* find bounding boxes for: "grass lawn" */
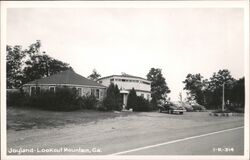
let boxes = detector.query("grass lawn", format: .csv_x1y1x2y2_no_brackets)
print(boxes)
7,106,135,131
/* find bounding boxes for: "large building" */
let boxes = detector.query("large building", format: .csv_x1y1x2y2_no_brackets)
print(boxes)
97,73,151,109
22,69,106,100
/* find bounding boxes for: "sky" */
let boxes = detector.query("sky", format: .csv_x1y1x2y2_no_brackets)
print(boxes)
6,8,244,101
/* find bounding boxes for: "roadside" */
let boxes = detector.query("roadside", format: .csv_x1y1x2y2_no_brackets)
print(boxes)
7,108,244,155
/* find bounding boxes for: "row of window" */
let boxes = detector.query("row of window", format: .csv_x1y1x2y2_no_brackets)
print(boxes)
109,78,150,85
76,88,101,98
30,86,101,99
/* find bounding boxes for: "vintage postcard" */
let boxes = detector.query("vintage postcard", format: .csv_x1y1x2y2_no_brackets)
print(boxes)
1,1,249,160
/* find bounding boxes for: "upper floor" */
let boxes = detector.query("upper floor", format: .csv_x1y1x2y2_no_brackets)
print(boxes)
97,74,151,92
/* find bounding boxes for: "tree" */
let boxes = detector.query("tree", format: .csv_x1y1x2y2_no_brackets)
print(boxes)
147,68,170,106
6,45,25,88
229,77,244,107
183,73,207,105
21,41,70,84
206,69,235,108
103,83,122,111
126,88,137,109
88,69,101,81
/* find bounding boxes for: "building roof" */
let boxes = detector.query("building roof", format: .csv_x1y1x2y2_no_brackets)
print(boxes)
23,69,106,88
98,74,151,82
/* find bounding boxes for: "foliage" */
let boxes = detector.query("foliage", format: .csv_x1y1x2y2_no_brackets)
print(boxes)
102,83,122,111
6,45,25,88
126,88,137,109
126,88,152,111
183,69,244,110
147,68,170,107
27,87,81,111
79,95,98,110
228,77,245,108
6,40,71,88
183,73,207,105
22,41,70,84
7,90,29,106
88,69,101,81
133,96,152,112
7,87,80,111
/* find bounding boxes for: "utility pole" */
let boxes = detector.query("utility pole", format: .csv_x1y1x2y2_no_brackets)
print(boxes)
222,82,225,111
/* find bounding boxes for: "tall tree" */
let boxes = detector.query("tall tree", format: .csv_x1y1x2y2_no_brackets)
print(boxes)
127,88,137,109
206,69,235,108
88,69,101,81
22,41,70,84
183,69,240,109
147,68,170,103
6,45,25,88
229,77,244,107
103,83,122,111
183,73,207,105
6,40,71,86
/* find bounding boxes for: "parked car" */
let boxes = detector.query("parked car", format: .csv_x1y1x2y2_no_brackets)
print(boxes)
158,101,186,114
174,101,194,112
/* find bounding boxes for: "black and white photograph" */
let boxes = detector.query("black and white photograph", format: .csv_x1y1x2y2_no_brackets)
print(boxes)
1,1,249,160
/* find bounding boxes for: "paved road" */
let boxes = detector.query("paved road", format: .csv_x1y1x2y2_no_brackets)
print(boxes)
7,113,244,156
111,127,244,155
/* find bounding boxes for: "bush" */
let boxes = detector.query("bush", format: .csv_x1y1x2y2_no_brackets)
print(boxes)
212,109,231,113
7,90,29,106
96,101,108,111
102,83,122,111
126,88,137,110
79,95,98,110
150,97,158,110
27,87,81,111
226,104,244,113
133,96,152,112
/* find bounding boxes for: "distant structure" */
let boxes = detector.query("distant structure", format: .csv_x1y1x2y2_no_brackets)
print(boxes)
21,69,106,100
97,73,151,109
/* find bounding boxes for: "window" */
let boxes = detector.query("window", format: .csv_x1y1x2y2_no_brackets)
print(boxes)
31,86,36,95
49,86,55,93
91,88,95,96
100,90,103,97
110,79,114,82
98,81,102,84
77,88,82,96
30,86,40,95
96,89,99,99
141,94,144,98
36,87,40,94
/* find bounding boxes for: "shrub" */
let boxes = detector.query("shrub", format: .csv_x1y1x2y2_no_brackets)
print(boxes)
27,87,81,111
79,95,98,110
126,88,137,110
212,109,231,113
103,83,122,111
226,104,244,113
7,89,29,107
96,101,107,111
133,96,153,112
150,97,158,110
